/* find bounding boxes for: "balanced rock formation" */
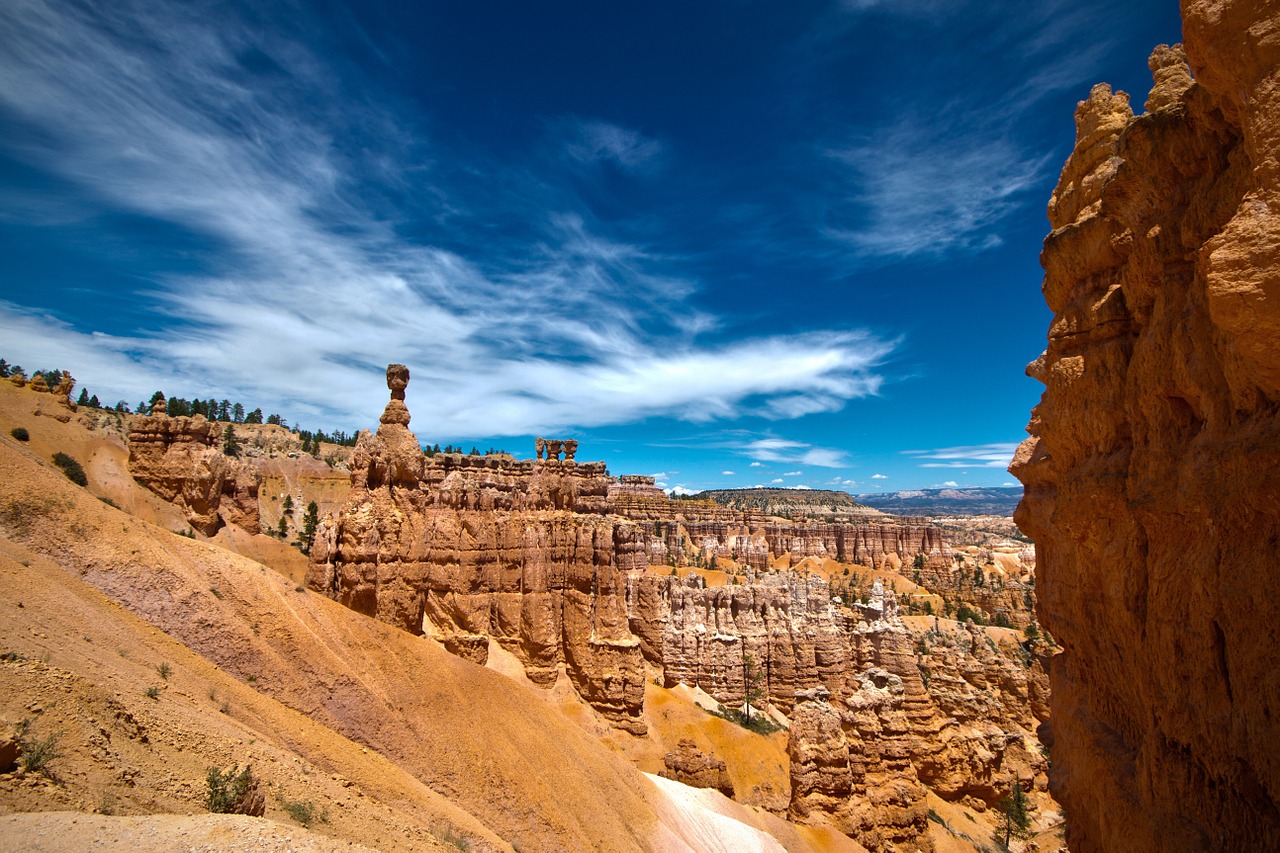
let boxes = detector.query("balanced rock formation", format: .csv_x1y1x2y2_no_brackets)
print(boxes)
1011,3,1280,849
128,413,259,535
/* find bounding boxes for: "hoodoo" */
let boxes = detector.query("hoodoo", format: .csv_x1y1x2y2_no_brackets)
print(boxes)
1011,1,1280,849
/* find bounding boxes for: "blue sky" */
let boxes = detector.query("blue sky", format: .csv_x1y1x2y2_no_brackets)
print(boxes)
0,0,1181,493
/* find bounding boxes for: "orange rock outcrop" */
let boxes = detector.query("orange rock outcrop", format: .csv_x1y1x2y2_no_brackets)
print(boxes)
1011,2,1280,849
659,738,735,797
128,413,260,535
308,366,649,732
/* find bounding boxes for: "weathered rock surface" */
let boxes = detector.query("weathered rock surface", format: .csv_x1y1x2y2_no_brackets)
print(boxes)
309,366,1051,847
659,738,734,797
0,734,19,773
128,414,260,535
788,685,931,853
1011,4,1280,850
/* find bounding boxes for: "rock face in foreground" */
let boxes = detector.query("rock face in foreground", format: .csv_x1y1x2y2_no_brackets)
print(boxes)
1011,3,1280,849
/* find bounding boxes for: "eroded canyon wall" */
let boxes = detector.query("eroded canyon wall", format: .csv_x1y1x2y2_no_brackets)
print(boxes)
1011,2,1280,849
309,367,1050,849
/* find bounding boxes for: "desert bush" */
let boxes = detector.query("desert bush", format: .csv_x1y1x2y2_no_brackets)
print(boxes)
432,824,472,852
10,427,29,441
206,764,264,816
707,703,783,735
16,719,62,776
156,662,172,680
279,795,327,827
144,686,160,700
51,452,87,486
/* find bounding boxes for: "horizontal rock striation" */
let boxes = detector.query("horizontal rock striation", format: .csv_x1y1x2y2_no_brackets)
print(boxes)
1011,5,1280,849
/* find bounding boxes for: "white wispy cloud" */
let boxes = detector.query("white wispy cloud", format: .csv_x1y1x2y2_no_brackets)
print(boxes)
871,473,888,479
817,0,1114,262
749,461,763,467
0,0,897,437
741,438,849,468
721,470,735,476
904,442,1019,469
824,123,1048,258
562,118,665,173
782,470,803,477
770,478,784,484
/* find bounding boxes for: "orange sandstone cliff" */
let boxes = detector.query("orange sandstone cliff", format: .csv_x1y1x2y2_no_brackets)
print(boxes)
1011,1,1280,849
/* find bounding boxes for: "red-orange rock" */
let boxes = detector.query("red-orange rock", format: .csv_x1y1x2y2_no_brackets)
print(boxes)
659,738,734,797
1011,4,1280,849
128,414,259,535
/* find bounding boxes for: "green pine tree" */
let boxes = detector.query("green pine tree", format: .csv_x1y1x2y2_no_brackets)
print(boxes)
298,501,320,554
222,426,241,457
995,782,1032,850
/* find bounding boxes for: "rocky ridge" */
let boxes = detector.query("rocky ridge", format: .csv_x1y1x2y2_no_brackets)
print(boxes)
1011,2,1280,849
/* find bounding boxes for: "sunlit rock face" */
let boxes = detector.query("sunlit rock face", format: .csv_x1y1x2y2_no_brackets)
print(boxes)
1012,2,1280,849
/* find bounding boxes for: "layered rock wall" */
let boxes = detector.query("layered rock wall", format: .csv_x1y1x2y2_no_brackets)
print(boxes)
1011,4,1280,849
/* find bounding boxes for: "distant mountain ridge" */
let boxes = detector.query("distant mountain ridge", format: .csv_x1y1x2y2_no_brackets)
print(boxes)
851,486,1023,517
696,487,880,517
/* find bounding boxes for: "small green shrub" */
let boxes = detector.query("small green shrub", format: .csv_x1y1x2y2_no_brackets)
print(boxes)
51,452,87,486
144,686,160,700
10,427,29,441
156,662,172,680
280,796,327,827
16,720,62,775
707,703,783,735
206,764,261,815
433,824,472,852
